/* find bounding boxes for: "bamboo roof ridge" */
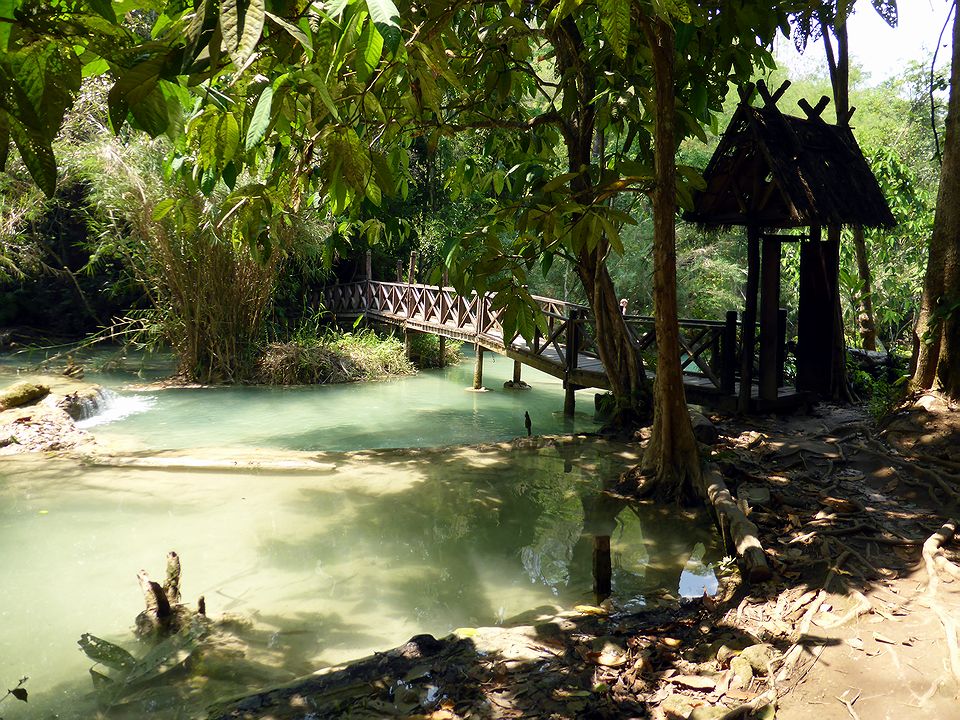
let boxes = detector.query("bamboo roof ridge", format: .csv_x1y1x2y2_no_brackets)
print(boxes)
686,80,896,230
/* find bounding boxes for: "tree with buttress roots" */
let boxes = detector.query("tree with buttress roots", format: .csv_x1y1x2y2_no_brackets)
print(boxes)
0,0,794,503
912,0,960,399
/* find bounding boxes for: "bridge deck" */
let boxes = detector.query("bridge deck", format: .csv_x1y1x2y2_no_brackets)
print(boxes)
328,281,806,412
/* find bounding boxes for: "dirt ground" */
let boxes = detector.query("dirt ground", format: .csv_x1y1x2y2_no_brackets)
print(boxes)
207,393,960,720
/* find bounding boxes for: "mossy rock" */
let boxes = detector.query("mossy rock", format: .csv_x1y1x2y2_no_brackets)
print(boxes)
0,382,50,410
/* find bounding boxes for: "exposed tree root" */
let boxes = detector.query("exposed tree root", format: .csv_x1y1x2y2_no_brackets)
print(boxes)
922,521,960,690
717,688,777,719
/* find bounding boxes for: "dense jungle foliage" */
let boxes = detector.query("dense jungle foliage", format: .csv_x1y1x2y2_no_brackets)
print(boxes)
0,56,940,382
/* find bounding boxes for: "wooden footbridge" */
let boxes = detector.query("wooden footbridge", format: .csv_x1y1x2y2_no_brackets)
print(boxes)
324,275,803,414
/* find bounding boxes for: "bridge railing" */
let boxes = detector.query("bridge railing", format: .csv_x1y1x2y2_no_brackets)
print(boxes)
323,280,743,394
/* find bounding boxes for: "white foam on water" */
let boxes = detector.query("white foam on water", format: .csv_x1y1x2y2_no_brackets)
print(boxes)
75,390,156,428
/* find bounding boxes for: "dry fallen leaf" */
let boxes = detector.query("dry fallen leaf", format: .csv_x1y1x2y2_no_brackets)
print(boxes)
873,631,897,645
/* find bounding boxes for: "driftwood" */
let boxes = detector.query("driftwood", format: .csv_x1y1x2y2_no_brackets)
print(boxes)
703,465,771,582
135,551,198,638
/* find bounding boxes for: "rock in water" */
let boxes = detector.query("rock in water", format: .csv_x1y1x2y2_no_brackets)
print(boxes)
0,382,50,410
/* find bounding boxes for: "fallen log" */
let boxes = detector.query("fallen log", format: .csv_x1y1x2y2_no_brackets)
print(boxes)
702,465,771,582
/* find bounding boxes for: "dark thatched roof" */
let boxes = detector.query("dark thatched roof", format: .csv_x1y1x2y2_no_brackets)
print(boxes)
685,101,896,230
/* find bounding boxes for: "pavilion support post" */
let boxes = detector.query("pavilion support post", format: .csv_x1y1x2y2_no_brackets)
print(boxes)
777,308,788,388
797,225,841,396
759,234,781,403
721,310,738,395
738,225,761,413
513,360,522,384
473,344,484,390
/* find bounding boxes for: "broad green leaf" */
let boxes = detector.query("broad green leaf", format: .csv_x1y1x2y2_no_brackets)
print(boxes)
364,0,401,54
0,0,12,51
299,69,340,120
129,84,170,137
265,10,313,52
598,0,629,59
322,0,348,19
219,111,241,163
77,633,137,672
245,84,273,149
354,18,383,84
82,58,110,77
152,197,178,221
9,119,56,196
87,0,117,23
541,172,578,194
107,54,166,133
220,0,266,68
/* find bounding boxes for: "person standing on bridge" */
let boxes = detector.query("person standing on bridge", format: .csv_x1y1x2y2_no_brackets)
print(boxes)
619,299,628,316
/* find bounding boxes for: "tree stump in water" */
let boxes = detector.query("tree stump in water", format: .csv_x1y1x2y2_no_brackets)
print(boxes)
135,551,196,638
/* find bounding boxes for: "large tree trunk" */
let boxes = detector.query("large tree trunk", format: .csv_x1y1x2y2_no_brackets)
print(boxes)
636,17,701,504
912,5,960,399
553,17,651,424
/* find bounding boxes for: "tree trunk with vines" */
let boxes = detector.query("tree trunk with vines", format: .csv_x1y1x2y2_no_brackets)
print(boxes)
636,17,701,504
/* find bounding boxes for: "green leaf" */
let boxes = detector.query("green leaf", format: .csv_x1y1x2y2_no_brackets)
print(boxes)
77,633,137,672
598,0,629,59
87,0,117,23
265,10,313,52
129,84,170,137
152,197,177,220
541,172,578,194
354,18,384,84
220,0,266,68
107,54,167,133
0,0,13,52
245,84,273,149
219,111,241,163
9,119,56,196
299,69,340,120
364,0,401,54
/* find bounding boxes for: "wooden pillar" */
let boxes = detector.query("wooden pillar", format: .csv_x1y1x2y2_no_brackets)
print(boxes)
738,225,761,413
777,308,788,388
404,329,413,359
721,310,738,395
797,225,839,395
438,336,446,367
512,360,522,384
593,535,612,603
473,344,484,390
564,384,576,416
759,234,781,403
364,250,373,311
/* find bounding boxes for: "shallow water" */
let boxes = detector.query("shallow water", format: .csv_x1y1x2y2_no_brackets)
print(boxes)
0,350,719,719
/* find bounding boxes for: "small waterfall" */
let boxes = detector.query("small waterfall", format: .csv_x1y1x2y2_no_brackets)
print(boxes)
74,388,156,428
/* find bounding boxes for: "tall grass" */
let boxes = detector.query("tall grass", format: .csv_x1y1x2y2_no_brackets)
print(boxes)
256,329,414,384
80,139,279,383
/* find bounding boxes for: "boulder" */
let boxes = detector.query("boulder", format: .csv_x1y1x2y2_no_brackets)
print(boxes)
0,381,49,410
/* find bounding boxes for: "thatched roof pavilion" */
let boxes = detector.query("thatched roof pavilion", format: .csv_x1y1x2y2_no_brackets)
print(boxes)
687,80,895,409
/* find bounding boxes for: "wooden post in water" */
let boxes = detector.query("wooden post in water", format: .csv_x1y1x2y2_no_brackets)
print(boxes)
738,226,760,413
563,308,580,416
438,336,447,367
513,360,522,384
593,535,612,603
473,344,484,390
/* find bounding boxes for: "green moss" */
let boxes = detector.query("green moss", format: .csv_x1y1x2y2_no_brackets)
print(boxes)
0,382,50,410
